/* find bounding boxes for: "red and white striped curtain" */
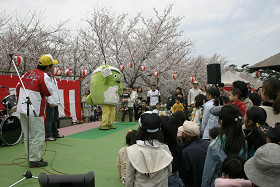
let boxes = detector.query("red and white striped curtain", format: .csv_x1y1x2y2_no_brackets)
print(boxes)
0,75,81,122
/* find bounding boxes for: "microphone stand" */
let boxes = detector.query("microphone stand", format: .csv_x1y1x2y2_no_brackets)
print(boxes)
9,54,38,187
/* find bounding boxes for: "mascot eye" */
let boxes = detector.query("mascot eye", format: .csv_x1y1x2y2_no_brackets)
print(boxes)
114,74,117,78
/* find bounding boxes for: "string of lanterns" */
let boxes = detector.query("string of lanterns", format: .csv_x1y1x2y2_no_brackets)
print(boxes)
14,56,263,81
118,61,199,82
53,67,89,77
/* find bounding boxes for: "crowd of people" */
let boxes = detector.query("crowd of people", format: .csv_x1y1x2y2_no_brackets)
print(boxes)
14,53,279,186
116,78,280,187
81,91,102,123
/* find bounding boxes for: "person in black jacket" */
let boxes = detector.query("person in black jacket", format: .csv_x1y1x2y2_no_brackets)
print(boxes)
179,121,209,187
167,87,183,110
161,111,185,187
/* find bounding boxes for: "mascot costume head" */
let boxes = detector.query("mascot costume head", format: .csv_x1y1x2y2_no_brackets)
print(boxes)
86,65,123,130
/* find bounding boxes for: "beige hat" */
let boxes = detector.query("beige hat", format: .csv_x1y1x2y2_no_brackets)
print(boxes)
178,121,200,137
244,143,280,187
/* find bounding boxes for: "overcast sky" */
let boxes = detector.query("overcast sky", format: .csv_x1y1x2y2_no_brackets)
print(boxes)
1,0,280,67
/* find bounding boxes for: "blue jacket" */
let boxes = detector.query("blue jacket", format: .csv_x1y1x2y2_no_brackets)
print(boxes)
201,99,219,139
201,135,247,187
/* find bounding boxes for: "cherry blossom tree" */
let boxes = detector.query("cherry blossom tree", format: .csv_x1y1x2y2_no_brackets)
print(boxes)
0,11,67,73
1,7,246,102
79,5,195,98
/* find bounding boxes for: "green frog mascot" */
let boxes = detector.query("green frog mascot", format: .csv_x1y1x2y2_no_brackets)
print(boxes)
86,65,123,130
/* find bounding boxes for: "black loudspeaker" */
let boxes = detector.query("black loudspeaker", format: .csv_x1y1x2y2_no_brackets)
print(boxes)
57,117,72,128
207,63,221,84
38,171,95,187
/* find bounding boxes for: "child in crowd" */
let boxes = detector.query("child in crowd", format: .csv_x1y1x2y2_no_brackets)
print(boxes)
121,88,130,110
90,105,102,121
117,130,137,184
177,93,184,105
202,105,247,187
248,92,262,106
161,115,184,187
201,87,220,140
152,103,160,114
187,102,195,119
243,106,266,158
179,121,209,187
126,112,173,187
209,126,221,141
258,122,280,145
215,155,252,187
158,105,167,116
172,97,184,113
228,88,245,116
219,96,230,106
190,94,206,128
135,100,149,120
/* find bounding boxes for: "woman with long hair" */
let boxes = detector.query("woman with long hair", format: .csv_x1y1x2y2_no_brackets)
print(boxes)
260,78,280,127
161,113,185,187
201,105,247,187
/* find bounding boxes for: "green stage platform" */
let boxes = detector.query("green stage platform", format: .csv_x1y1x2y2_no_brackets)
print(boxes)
0,122,138,187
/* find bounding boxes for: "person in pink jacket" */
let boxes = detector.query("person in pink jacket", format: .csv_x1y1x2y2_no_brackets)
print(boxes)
215,155,252,187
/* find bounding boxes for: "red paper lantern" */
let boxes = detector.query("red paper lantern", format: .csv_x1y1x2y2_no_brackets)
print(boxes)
119,64,125,71
172,73,178,80
140,65,145,71
129,61,133,68
81,69,88,77
65,69,72,76
153,71,159,77
54,67,62,76
13,55,23,66
189,76,195,83
256,71,261,78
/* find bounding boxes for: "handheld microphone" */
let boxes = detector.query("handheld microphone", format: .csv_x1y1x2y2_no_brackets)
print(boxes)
0,86,7,88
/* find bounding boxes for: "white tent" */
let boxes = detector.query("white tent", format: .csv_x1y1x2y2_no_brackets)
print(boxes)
221,71,249,86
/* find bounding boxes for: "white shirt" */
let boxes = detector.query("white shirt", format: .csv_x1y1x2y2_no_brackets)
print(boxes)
188,88,202,105
46,75,60,106
147,89,160,106
260,106,280,127
128,91,137,108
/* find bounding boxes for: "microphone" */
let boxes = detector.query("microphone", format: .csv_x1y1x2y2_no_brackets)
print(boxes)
0,86,7,88
9,54,14,58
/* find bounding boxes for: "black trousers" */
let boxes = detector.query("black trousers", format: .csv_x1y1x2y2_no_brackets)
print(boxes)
45,105,59,138
134,104,140,121
121,108,133,122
